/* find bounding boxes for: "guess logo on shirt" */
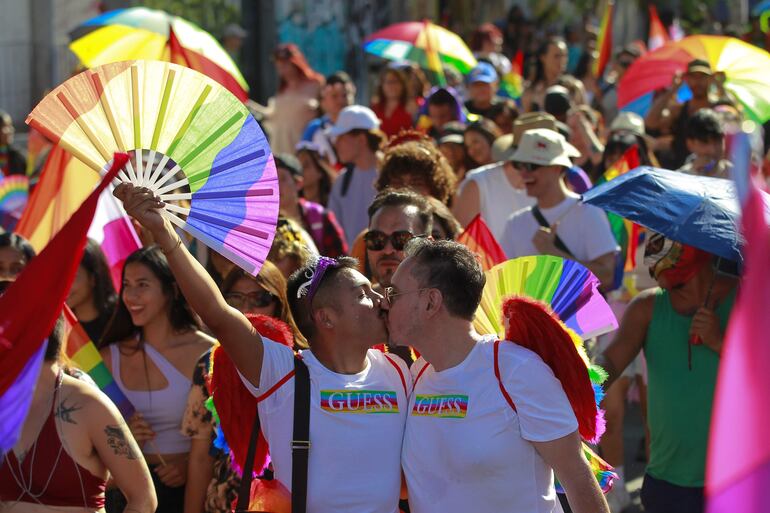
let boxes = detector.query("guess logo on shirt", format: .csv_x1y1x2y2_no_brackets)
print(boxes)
411,394,469,418
320,390,399,414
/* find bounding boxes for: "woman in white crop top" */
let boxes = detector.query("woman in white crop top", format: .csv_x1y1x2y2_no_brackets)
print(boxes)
99,246,214,512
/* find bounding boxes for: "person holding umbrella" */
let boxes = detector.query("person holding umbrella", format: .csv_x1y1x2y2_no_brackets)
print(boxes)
595,234,738,513
584,167,750,513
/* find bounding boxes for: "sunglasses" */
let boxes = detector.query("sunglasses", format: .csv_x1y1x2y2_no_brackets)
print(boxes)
224,290,276,309
364,230,424,251
515,162,546,172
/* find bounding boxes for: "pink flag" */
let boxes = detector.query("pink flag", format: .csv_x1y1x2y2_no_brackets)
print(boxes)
706,133,770,512
88,183,142,289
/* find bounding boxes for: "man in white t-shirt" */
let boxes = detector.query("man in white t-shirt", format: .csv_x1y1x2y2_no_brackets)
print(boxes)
114,183,409,513
327,105,385,247
452,113,551,239
500,128,618,289
383,239,609,513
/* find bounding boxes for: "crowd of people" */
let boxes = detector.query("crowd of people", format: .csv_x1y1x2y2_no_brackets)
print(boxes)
1,6,767,513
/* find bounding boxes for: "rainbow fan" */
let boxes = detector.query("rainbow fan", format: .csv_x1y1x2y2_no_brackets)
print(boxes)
474,255,618,340
0,175,29,231
25,60,278,276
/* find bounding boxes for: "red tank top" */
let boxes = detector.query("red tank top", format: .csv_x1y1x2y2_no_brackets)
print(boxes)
0,373,107,508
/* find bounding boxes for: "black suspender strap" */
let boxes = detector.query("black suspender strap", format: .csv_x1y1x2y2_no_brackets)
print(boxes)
291,356,311,513
234,402,261,512
531,206,574,258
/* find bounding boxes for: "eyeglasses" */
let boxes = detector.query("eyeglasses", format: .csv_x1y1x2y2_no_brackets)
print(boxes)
515,162,546,172
224,290,276,310
383,286,432,305
364,230,425,251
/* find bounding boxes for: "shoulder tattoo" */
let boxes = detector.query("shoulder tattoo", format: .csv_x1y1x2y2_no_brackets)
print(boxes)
54,399,82,424
104,424,141,460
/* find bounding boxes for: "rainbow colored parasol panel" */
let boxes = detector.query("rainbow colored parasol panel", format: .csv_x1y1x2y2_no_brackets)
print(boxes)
26,60,278,276
618,35,770,123
475,255,618,340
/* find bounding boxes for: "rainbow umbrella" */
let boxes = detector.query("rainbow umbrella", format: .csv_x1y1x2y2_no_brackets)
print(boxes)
363,20,477,77
618,35,770,122
69,7,248,101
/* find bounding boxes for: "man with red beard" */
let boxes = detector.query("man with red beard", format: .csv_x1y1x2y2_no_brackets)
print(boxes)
596,233,738,513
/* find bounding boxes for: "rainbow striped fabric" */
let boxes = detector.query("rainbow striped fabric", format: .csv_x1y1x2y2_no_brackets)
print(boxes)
320,390,399,414
63,306,135,418
411,395,469,419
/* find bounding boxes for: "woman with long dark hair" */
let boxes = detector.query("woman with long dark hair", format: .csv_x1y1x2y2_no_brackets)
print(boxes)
521,36,569,112
98,246,214,512
67,238,117,342
296,142,337,207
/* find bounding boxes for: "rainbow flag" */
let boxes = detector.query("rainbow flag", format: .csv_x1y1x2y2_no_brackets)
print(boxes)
706,131,770,512
596,145,642,273
16,145,140,289
593,1,614,79
456,214,507,271
500,51,524,100
0,155,126,453
648,5,670,51
25,127,53,177
0,175,29,231
63,306,134,418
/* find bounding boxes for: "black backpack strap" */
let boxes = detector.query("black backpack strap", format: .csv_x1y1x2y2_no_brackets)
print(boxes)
234,402,261,512
531,206,574,258
291,356,311,513
340,163,355,197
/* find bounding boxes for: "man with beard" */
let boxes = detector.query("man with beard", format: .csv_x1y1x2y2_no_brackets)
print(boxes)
365,189,434,292
115,184,411,513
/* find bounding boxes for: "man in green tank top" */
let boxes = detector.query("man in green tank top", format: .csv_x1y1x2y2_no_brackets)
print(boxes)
595,233,738,513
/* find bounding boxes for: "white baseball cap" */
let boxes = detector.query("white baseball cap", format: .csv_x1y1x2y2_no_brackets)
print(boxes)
510,128,581,168
327,105,381,138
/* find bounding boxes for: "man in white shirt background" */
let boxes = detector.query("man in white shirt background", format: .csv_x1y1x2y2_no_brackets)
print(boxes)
327,105,384,248
500,128,618,290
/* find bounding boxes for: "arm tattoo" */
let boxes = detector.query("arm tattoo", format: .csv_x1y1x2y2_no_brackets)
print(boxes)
104,424,141,460
54,399,81,424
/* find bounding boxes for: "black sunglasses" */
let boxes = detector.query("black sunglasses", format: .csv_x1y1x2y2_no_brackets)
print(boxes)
224,290,276,309
515,162,546,172
364,230,424,251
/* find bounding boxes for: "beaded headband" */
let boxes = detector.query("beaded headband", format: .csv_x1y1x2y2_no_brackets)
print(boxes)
296,256,339,304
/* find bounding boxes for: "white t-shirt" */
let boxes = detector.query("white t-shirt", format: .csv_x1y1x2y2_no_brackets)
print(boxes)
501,193,619,262
459,162,535,241
327,166,378,247
402,336,577,513
239,339,411,513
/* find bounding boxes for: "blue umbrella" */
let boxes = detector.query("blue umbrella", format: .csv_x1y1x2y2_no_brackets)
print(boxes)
582,167,770,264
753,0,770,17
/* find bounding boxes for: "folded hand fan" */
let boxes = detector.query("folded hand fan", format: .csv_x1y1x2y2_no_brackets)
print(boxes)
474,255,618,340
26,60,278,276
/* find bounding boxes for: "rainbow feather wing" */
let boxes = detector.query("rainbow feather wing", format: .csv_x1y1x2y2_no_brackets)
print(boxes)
25,60,278,276
474,256,618,339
